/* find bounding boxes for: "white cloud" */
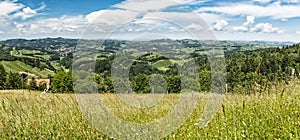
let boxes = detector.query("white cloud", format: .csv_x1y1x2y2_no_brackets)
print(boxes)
0,0,24,16
138,12,221,27
86,11,216,40
9,15,86,36
198,2,300,19
281,0,300,3
233,16,255,32
13,22,26,35
0,0,222,40
115,12,210,33
243,16,255,26
13,3,46,20
142,12,212,28
1,0,296,41
185,23,202,31
281,18,288,22
86,0,222,38
213,20,228,31
0,30,4,34
168,26,179,32
30,24,38,30
232,26,248,32
114,0,178,12
170,0,199,4
1,0,217,39
13,7,37,20
198,13,223,25
14,22,24,28
86,9,138,26
232,16,283,34
38,16,86,33
250,23,283,33
0,0,45,24
296,31,300,34
23,7,37,14
114,0,202,12
253,0,272,3
139,12,215,40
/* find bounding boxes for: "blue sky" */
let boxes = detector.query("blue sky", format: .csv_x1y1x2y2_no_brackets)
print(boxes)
0,0,300,42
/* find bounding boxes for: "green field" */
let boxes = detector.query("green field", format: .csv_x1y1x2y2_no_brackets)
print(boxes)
0,81,299,139
0,61,55,78
153,60,173,71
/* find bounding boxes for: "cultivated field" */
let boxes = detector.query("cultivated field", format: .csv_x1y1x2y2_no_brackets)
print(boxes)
0,61,55,78
0,83,299,139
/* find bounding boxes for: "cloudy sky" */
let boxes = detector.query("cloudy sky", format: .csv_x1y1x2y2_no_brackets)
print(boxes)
0,0,300,42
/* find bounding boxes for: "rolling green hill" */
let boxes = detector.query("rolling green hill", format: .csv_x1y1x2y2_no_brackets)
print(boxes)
0,38,299,93
0,38,74,78
0,61,55,78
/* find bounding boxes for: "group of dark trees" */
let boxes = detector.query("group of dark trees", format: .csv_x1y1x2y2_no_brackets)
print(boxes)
0,64,24,90
226,44,300,93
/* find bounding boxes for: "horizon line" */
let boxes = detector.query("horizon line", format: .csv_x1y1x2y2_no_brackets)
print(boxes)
0,37,298,43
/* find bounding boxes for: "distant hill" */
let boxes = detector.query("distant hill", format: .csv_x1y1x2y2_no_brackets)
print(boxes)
1,37,78,50
0,38,75,78
0,37,297,79
0,37,299,93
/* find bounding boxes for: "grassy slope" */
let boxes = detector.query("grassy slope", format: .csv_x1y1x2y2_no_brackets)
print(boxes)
0,61,55,78
153,60,173,71
0,81,299,139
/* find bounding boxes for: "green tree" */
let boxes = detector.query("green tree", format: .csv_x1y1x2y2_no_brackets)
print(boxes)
199,70,211,91
132,74,150,93
0,64,6,89
165,75,181,93
51,71,73,93
95,74,113,93
5,72,22,89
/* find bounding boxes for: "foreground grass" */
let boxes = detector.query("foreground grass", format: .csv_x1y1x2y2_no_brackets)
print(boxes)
0,84,299,139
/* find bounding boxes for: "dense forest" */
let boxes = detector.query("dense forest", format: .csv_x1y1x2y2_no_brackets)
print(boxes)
0,38,299,94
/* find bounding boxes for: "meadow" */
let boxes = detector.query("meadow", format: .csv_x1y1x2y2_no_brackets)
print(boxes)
0,81,299,139
1,61,55,78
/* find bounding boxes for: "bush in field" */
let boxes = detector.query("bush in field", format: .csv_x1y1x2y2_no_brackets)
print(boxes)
165,75,181,93
0,64,6,89
132,74,150,93
95,74,113,93
5,71,22,89
51,71,73,93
